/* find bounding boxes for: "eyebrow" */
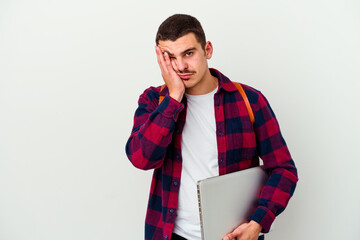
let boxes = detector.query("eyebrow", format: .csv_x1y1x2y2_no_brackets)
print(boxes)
164,47,197,57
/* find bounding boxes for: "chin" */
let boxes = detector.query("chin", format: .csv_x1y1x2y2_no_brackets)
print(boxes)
183,78,194,85
184,81,199,90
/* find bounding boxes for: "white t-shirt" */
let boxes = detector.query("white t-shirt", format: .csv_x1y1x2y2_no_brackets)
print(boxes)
173,86,219,239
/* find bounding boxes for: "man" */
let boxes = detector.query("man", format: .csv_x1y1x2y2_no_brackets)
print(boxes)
126,14,298,240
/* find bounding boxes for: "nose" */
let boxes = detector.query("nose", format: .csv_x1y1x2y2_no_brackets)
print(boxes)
176,58,188,72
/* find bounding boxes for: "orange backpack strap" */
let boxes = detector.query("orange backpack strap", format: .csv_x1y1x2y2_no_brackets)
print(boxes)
159,85,166,104
233,82,255,124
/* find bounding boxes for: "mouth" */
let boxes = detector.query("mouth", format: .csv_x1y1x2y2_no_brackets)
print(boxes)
178,73,194,80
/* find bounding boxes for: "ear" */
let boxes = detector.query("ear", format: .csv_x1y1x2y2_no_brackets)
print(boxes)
204,41,213,59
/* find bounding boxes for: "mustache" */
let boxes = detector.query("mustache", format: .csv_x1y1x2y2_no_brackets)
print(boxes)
176,70,196,74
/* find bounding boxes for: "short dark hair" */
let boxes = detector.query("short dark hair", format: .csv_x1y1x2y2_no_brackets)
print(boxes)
155,14,206,49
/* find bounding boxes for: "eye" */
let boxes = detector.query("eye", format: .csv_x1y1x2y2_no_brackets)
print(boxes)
185,52,193,57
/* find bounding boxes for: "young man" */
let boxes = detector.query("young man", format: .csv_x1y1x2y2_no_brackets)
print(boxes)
126,14,298,240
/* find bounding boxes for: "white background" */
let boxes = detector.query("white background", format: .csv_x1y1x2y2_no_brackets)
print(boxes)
1,0,360,239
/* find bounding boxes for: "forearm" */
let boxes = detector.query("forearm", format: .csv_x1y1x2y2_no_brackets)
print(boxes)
249,159,298,232
126,94,184,170
250,91,298,232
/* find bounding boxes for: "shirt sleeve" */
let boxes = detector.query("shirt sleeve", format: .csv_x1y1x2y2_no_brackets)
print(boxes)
249,91,299,233
125,87,184,170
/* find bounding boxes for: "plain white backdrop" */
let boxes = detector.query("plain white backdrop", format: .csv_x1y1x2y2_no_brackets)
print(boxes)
1,0,359,239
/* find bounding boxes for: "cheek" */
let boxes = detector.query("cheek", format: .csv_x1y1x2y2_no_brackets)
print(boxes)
191,56,206,69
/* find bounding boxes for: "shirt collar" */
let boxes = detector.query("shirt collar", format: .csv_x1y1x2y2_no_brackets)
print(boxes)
209,68,238,92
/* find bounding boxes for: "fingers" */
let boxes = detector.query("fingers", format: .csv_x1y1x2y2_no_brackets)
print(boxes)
155,46,178,71
222,233,234,240
222,222,261,240
222,224,243,240
163,52,174,71
171,57,179,73
155,46,168,74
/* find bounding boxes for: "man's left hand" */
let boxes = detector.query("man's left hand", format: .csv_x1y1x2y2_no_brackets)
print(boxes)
222,220,262,240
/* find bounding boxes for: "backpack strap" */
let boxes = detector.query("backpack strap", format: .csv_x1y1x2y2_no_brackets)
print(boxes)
233,82,255,124
159,85,166,104
158,82,255,124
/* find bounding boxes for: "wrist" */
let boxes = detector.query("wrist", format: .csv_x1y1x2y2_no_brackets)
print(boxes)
249,220,262,233
169,91,184,103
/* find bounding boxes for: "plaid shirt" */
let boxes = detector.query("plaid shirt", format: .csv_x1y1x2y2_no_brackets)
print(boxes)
126,68,298,240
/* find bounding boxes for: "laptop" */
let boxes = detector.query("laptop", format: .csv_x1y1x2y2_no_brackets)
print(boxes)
197,166,268,240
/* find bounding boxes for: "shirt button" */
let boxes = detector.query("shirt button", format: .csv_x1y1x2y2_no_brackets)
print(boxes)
170,209,174,213
176,155,180,159
176,129,181,134
220,159,223,163
174,181,178,186
165,235,168,239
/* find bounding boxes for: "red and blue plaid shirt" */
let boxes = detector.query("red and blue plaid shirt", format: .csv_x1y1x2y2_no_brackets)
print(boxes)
126,68,298,240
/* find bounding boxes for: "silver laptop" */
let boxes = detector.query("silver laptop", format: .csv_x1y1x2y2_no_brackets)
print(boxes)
197,166,268,240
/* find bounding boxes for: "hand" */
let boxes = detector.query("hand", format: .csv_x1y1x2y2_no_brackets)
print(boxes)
222,221,262,240
155,46,185,102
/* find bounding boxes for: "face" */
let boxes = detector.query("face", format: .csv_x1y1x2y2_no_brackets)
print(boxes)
158,33,214,93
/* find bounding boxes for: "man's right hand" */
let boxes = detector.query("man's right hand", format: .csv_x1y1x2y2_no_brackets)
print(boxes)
155,46,185,102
